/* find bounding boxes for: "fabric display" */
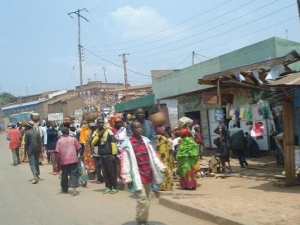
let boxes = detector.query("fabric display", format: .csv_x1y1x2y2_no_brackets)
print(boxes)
262,103,269,119
245,106,252,120
239,107,245,119
251,122,264,140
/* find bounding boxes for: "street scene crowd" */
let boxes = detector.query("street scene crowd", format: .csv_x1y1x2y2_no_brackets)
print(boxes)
5,107,263,225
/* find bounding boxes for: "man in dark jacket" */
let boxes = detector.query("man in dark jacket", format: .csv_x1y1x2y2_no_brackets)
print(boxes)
230,123,248,168
24,121,42,184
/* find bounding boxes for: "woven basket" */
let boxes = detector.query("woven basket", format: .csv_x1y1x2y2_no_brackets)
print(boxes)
83,111,99,121
21,120,27,127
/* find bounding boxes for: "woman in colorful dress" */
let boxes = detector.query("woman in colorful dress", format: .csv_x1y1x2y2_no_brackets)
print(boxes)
83,123,95,174
155,126,175,191
176,127,199,190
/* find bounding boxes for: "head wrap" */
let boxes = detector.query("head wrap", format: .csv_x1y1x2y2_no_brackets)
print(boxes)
180,127,190,136
155,126,165,135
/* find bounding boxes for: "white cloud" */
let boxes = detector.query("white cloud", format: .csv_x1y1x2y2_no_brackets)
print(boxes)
110,6,178,39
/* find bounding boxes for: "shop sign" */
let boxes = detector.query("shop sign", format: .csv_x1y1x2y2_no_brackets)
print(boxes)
178,95,202,112
215,109,224,122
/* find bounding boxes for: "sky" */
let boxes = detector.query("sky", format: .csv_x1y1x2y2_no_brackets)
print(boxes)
1,0,300,97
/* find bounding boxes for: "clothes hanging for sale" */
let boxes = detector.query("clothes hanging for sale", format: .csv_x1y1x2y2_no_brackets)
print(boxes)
251,122,264,140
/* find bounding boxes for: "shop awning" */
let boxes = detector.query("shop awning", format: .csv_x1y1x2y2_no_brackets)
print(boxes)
198,50,300,89
114,94,155,113
265,72,300,87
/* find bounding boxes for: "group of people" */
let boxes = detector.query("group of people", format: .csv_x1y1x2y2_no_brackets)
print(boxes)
6,108,203,225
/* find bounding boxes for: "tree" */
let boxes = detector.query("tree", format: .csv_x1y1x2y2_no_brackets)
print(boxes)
0,92,16,106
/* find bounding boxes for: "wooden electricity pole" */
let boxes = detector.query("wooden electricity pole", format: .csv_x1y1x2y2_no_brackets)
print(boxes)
119,53,129,101
68,9,89,95
102,66,108,103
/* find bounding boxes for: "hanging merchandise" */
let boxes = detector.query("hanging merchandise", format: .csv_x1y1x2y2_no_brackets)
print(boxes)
240,107,246,119
232,114,236,121
235,107,240,122
262,102,269,119
257,100,264,116
229,105,235,118
251,122,264,140
226,103,231,119
245,105,252,120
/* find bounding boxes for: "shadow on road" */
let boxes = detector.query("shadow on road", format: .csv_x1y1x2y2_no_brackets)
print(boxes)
122,221,166,225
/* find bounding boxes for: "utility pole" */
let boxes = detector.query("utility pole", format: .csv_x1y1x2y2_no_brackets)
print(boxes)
298,0,300,23
0,86,4,131
26,86,28,96
192,51,195,66
68,9,89,96
102,66,108,103
119,53,129,101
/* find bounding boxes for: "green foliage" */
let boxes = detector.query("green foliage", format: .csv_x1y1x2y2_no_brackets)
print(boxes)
0,92,16,106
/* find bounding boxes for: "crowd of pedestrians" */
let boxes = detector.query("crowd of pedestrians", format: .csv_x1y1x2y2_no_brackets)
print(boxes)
6,108,205,225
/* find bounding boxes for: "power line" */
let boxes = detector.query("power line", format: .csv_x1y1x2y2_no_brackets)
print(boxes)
109,0,256,52
83,47,151,78
129,3,296,60
128,0,280,55
91,0,134,20
93,0,232,47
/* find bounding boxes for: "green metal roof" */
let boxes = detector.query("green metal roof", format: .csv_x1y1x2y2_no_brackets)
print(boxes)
153,37,300,100
114,94,155,113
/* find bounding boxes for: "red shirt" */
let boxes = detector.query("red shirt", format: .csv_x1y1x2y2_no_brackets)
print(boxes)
7,129,21,150
130,136,152,184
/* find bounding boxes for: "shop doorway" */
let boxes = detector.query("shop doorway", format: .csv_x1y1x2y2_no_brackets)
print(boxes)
185,111,200,125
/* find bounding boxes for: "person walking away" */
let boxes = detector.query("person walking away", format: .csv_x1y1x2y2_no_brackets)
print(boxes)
176,127,199,190
92,118,118,194
55,127,81,196
230,123,248,168
121,121,166,225
155,126,174,191
245,132,260,158
7,123,22,166
24,121,42,184
46,121,59,175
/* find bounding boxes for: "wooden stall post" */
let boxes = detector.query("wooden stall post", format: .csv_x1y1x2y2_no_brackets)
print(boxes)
282,100,295,186
217,80,223,140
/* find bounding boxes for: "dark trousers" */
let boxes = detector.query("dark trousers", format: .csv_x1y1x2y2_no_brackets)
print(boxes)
94,157,104,182
235,149,247,167
60,162,79,192
28,154,40,178
100,155,117,189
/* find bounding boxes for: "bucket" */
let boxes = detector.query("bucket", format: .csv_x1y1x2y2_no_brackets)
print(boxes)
295,146,300,168
88,172,96,180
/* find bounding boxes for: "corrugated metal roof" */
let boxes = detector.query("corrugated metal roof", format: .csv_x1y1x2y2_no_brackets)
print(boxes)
265,72,300,86
2,98,47,110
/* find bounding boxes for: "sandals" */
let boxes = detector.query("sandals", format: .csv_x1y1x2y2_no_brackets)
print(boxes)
72,191,77,196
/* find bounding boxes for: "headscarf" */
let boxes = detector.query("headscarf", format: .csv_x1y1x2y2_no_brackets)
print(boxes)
180,127,190,137
155,126,165,135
